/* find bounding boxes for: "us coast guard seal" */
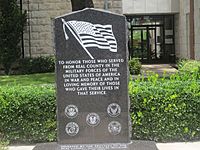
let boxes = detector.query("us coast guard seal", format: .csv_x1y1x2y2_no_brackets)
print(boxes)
86,113,100,127
65,122,79,136
65,105,78,118
107,103,121,117
108,121,121,135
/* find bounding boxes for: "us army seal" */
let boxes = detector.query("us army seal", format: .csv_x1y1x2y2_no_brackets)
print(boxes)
107,103,121,117
86,113,100,127
108,121,121,135
65,122,79,136
65,105,78,118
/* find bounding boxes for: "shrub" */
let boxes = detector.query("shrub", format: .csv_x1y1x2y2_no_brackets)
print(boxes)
129,72,200,142
129,58,141,75
0,85,56,143
177,60,200,80
178,59,200,74
0,140,8,150
1,72,200,143
177,58,187,69
18,56,55,74
178,59,200,73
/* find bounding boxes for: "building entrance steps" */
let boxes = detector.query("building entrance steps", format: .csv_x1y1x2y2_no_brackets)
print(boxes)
140,64,178,77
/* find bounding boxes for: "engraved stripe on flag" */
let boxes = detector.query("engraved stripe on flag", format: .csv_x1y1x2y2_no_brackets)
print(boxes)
67,21,117,52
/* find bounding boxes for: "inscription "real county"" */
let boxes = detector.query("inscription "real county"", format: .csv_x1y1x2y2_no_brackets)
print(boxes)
59,59,124,96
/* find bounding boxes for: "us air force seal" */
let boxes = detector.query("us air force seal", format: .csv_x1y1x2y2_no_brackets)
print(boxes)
65,122,79,136
108,121,121,135
107,103,121,117
86,113,100,127
65,105,78,118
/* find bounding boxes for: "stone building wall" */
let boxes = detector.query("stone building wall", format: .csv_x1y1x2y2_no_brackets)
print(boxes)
122,0,179,14
176,0,200,60
22,0,122,57
175,0,190,59
194,0,200,60
94,0,122,14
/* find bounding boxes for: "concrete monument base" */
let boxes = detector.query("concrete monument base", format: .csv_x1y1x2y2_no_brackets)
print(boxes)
33,141,158,150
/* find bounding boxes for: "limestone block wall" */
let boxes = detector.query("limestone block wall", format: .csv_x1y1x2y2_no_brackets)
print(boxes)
22,0,71,57
176,0,200,60
22,0,122,57
175,0,190,59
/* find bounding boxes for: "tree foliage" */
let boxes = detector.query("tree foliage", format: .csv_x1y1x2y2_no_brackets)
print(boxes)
0,0,26,75
71,0,94,11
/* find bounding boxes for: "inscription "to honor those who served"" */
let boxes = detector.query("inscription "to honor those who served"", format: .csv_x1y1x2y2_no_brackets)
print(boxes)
59,59,124,96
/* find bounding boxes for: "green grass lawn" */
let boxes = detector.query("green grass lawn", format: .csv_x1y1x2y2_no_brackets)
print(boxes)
0,73,55,86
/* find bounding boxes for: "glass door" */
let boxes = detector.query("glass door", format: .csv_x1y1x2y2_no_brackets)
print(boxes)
148,26,164,63
130,25,164,63
130,27,148,61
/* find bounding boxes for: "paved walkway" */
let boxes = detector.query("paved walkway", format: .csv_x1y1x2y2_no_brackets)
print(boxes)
141,64,178,76
8,141,200,150
156,141,200,150
9,145,34,150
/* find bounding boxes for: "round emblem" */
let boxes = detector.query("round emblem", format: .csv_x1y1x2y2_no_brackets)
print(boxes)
107,103,121,117
65,105,78,118
108,121,121,135
86,113,100,127
65,122,79,136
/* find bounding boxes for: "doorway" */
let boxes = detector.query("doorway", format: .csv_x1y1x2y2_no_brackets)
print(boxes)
130,25,164,63
127,15,175,64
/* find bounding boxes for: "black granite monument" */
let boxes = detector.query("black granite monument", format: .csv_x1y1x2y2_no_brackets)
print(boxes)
33,8,158,150
55,8,130,145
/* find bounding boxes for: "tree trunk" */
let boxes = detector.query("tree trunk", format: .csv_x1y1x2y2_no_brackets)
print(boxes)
71,0,94,11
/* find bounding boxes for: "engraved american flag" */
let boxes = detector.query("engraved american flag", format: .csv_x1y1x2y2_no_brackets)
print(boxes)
63,20,117,53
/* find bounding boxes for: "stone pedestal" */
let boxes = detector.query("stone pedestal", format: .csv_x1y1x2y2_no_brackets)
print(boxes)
33,141,158,150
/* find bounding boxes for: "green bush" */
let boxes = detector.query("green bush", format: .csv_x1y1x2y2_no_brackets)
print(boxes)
129,72,200,142
0,140,8,150
177,58,187,69
178,59,200,74
1,71,200,143
129,58,142,75
0,85,56,143
18,56,55,74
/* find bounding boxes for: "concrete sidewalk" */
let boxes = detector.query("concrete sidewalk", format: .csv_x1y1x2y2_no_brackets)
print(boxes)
141,64,178,76
8,141,200,150
9,145,34,150
156,141,200,150
132,64,178,79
